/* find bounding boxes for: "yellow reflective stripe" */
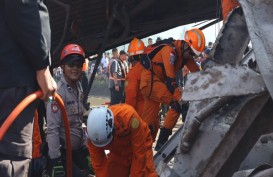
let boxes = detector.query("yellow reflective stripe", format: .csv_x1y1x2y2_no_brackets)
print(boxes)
136,50,143,54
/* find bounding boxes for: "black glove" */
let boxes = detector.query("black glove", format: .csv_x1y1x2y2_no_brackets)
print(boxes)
40,142,49,157
181,101,189,122
31,157,47,177
170,101,182,113
43,157,61,177
166,77,178,94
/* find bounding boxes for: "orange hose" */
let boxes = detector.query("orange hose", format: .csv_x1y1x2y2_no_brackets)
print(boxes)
0,90,72,177
54,92,72,177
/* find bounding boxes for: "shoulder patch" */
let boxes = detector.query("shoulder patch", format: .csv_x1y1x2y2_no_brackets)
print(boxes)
170,52,176,65
51,102,59,113
131,117,140,129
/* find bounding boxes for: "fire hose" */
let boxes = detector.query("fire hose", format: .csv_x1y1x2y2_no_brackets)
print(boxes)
0,90,72,177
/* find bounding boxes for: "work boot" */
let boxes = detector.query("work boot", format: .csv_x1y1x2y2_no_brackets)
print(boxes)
154,128,172,151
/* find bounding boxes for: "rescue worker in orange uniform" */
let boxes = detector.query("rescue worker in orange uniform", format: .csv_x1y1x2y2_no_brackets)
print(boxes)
139,29,205,151
87,104,158,177
222,0,240,22
125,38,145,116
82,59,89,97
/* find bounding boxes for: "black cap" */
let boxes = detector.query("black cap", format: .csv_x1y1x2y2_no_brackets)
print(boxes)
119,50,126,55
62,54,85,64
112,48,118,53
156,37,162,42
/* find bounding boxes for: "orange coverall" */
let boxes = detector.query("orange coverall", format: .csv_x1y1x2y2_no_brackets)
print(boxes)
125,62,144,116
140,40,200,139
88,104,157,177
222,0,240,22
82,59,89,72
32,110,42,158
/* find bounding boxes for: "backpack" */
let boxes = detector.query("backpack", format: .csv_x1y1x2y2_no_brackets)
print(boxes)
140,38,175,70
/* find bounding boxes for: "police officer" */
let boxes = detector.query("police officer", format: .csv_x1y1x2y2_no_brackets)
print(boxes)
108,49,128,105
45,44,93,177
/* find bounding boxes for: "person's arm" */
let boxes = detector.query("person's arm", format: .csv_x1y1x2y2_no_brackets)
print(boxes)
125,74,138,108
185,57,200,72
111,60,119,91
5,0,56,100
113,73,119,85
5,0,50,69
130,112,149,177
37,67,57,100
162,47,181,101
87,141,108,177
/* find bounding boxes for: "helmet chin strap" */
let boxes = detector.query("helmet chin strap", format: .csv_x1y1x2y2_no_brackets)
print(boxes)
181,41,191,57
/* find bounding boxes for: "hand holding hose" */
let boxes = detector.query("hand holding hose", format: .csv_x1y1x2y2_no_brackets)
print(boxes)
0,90,72,177
36,66,57,100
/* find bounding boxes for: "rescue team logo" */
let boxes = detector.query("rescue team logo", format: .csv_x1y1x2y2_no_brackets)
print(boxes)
131,117,139,129
51,103,59,113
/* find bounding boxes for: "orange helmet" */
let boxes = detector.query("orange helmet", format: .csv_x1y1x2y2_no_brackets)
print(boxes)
127,38,145,56
184,28,206,56
60,44,85,61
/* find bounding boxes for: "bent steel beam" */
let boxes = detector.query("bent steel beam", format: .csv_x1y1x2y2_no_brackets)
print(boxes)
238,0,273,99
183,64,266,101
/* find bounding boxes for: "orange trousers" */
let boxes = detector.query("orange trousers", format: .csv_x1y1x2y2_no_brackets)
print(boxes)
32,110,42,158
103,149,156,177
141,80,180,140
88,143,157,177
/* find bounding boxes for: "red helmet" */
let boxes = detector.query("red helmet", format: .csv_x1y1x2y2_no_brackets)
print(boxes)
60,44,85,61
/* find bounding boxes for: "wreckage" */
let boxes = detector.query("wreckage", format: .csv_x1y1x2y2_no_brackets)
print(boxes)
43,0,273,176
154,0,273,177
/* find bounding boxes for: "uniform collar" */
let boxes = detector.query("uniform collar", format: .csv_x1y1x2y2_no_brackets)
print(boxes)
60,75,81,93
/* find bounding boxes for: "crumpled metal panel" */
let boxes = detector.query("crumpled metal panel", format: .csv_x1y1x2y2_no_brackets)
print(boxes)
170,95,258,177
156,7,257,176
238,0,273,99
232,170,253,177
233,167,273,177
239,133,273,171
210,7,250,65
183,65,266,101
182,7,254,102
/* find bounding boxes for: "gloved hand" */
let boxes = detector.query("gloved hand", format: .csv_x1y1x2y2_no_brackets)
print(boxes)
31,157,47,177
166,77,178,94
170,101,182,113
43,157,61,177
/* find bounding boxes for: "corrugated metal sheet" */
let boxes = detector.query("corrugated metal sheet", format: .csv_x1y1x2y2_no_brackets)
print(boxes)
47,0,219,66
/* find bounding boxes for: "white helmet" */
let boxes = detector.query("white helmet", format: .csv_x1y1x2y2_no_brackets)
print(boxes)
87,107,114,147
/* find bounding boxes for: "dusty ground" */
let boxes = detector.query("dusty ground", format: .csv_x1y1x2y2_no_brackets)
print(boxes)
88,96,110,106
